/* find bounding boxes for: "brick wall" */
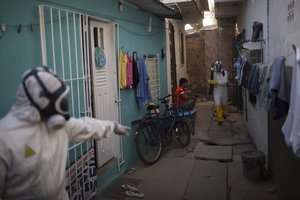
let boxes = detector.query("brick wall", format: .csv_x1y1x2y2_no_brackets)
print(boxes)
186,22,235,97
186,34,206,95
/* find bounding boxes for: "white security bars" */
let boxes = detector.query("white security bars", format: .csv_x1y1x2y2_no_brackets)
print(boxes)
39,5,95,200
146,54,160,101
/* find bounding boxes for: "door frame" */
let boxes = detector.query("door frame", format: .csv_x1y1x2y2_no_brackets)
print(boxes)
169,21,177,96
88,18,121,168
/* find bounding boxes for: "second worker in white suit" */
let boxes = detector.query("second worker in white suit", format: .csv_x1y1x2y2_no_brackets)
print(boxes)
208,60,229,125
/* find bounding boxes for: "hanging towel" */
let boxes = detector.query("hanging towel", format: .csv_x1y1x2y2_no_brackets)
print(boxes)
282,46,300,157
240,61,251,88
257,64,268,107
267,56,289,120
258,64,273,110
247,63,257,92
126,54,133,88
132,52,140,88
136,57,152,108
119,48,127,89
249,63,261,95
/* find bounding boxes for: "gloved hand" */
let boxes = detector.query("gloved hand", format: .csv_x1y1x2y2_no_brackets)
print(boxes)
208,79,218,84
114,123,131,136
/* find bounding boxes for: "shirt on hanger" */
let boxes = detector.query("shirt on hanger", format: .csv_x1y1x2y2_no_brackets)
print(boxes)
119,49,127,89
282,46,300,157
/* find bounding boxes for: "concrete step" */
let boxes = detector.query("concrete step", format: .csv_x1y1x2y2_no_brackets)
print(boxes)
195,143,232,162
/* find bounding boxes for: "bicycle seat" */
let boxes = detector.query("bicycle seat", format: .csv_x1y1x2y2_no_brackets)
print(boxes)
147,104,159,110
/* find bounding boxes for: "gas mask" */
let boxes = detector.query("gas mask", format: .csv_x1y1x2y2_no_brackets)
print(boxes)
214,60,223,72
22,66,70,131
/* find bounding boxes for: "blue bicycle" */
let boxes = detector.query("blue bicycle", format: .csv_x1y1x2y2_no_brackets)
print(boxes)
131,95,195,165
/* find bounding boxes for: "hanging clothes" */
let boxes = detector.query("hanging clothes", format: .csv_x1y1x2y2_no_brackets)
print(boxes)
119,48,127,89
257,64,268,108
132,52,140,88
258,64,273,109
240,61,251,88
282,46,300,157
249,63,262,95
233,56,244,84
267,56,289,120
126,54,133,88
247,63,258,93
136,57,152,108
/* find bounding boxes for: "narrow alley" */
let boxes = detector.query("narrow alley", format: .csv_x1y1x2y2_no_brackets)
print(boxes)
1,1,300,200
96,101,278,200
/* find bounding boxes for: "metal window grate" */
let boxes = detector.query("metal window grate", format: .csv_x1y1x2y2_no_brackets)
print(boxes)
146,54,160,101
39,5,96,200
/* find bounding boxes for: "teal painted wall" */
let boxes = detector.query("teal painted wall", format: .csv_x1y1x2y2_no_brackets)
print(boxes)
0,0,42,116
0,0,168,193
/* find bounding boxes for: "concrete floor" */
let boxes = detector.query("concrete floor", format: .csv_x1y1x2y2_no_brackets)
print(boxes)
97,101,279,200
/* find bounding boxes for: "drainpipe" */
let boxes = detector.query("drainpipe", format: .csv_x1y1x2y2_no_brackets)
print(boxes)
116,23,125,173
267,0,270,64
39,5,47,65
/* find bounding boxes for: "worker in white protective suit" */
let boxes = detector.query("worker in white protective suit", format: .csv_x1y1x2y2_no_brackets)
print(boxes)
208,60,229,125
0,66,130,200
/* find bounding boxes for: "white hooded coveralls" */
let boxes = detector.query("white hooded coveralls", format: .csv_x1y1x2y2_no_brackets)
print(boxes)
213,69,228,105
0,85,120,200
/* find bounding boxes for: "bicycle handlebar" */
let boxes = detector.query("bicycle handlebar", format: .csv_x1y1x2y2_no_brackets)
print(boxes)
158,94,172,101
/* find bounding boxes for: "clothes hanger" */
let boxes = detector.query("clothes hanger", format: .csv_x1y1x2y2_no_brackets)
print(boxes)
292,44,296,53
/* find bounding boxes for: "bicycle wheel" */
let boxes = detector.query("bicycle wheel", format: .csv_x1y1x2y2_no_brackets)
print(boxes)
174,118,191,147
135,121,163,165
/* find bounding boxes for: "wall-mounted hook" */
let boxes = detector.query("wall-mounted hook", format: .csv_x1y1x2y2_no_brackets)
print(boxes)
1,24,6,32
118,1,123,12
0,23,6,39
292,44,296,53
29,23,34,32
17,24,22,33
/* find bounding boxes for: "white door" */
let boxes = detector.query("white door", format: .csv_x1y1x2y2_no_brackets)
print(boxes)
89,20,119,167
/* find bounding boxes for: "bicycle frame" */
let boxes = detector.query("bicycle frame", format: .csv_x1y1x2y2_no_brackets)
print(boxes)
131,94,194,165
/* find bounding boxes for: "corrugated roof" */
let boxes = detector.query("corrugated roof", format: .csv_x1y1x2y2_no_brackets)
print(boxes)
163,0,209,25
124,0,183,19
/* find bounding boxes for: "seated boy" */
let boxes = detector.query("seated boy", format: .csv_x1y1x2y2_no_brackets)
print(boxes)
175,78,198,111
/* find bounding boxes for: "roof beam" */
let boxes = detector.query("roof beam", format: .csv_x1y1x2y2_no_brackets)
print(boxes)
124,0,183,19
215,4,241,18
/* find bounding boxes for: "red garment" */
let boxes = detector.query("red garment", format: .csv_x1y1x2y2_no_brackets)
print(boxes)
175,86,188,105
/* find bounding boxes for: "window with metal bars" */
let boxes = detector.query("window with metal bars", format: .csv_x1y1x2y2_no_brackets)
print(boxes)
146,54,160,101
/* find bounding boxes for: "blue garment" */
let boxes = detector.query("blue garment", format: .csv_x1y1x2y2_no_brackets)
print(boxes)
233,56,243,84
282,46,300,157
240,60,251,88
268,56,289,119
249,63,261,95
136,57,152,108
257,64,268,108
259,64,273,109
247,64,257,91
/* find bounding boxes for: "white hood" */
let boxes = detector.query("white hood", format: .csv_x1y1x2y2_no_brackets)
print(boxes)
10,84,41,123
10,68,65,123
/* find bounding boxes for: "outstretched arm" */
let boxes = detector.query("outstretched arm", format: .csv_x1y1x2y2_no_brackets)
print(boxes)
66,117,130,142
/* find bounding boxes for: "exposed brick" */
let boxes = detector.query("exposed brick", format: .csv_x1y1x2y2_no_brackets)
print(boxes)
186,26,234,97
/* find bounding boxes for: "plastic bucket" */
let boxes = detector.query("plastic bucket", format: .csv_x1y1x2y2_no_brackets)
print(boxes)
241,150,266,180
